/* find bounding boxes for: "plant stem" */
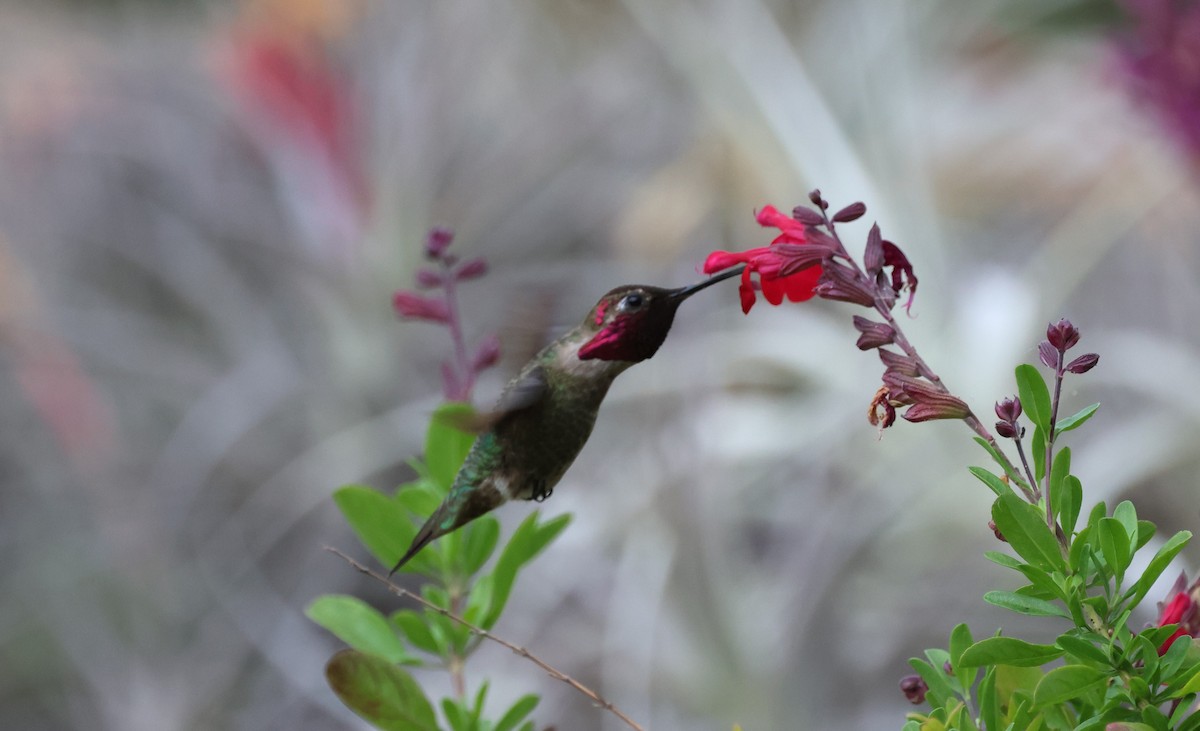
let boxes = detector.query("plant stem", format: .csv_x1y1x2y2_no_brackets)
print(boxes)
327,547,647,731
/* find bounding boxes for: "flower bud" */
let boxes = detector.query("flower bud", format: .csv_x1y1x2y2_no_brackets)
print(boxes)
994,396,1022,423
1046,319,1080,352
791,206,825,226
1038,340,1058,369
853,315,895,350
899,674,928,704
815,263,875,307
424,226,455,259
471,334,502,372
415,269,443,289
943,660,954,675
1066,352,1099,374
808,188,828,210
863,223,884,275
879,349,920,376
393,291,451,323
455,258,489,281
833,202,867,223
995,421,1018,439
989,519,1006,542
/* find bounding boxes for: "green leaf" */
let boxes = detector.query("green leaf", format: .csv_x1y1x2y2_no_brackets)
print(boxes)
985,550,1023,569
959,637,1064,668
1125,531,1192,606
1055,632,1110,665
493,694,540,731
391,610,441,655
970,466,1016,498
1170,664,1200,699
1135,520,1157,551
426,403,477,491
1048,447,1071,514
1113,501,1138,544
974,437,1014,474
950,623,977,692
1016,364,1052,433
1057,403,1100,433
978,667,998,731
1098,517,1132,584
334,486,415,570
1033,664,1107,707
307,595,412,665
480,512,572,629
1032,425,1047,483
461,516,500,576
992,494,1066,572
1060,476,1083,537
325,649,439,731
984,591,1069,619
1159,636,1194,684
441,698,469,731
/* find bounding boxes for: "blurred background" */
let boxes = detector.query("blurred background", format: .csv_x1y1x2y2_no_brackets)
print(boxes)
3,0,1200,728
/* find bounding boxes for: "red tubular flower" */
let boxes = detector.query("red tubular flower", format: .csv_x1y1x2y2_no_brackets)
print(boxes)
702,205,828,314
1155,573,1200,655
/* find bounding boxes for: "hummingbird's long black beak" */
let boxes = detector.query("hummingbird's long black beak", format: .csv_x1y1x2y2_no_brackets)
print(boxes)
668,265,746,302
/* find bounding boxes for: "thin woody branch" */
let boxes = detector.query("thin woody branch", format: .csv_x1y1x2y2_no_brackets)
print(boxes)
325,546,647,731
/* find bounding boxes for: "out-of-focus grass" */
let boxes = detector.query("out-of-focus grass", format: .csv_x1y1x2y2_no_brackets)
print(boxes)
1,1,1197,729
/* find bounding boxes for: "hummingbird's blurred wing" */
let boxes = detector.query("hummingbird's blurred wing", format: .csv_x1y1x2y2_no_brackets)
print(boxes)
436,366,548,434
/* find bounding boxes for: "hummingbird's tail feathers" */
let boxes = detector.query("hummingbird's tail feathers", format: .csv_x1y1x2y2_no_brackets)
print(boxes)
389,515,443,576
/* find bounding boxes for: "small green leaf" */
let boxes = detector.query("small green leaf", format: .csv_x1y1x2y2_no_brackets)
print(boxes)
959,637,1064,668
978,667,998,731
1135,520,1157,551
334,486,415,570
985,550,1023,569
984,591,1069,619
992,494,1066,573
426,403,477,491
1032,425,1047,483
325,649,439,731
494,694,540,731
391,610,441,655
441,698,469,731
1033,664,1107,707
1061,476,1083,537
1098,517,1132,584
974,437,1014,474
1170,662,1200,698
950,623,976,692
1016,364,1052,433
1125,531,1192,606
307,595,412,664
1159,636,1193,684
1057,403,1100,433
480,512,572,629
1048,447,1071,525
1114,501,1139,544
1055,632,1110,665
461,516,500,576
970,466,1015,498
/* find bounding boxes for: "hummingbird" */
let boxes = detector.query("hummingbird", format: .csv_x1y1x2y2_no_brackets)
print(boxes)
390,265,743,574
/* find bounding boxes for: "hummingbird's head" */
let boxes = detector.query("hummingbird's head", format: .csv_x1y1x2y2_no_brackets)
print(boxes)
577,266,743,363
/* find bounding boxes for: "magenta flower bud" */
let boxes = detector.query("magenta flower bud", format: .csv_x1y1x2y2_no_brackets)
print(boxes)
943,660,954,675
455,258,489,281
995,421,1018,439
1066,352,1099,374
833,201,867,223
1038,340,1058,369
879,349,920,377
899,674,928,704
994,396,1022,423
863,223,884,275
1046,319,1080,352
471,334,501,372
808,188,828,209
814,263,875,307
392,291,451,323
791,206,825,226
424,226,455,259
853,315,895,350
989,519,1006,542
415,268,443,289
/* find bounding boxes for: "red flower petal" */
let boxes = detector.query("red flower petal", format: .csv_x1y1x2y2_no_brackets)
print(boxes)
739,267,756,313
703,250,749,273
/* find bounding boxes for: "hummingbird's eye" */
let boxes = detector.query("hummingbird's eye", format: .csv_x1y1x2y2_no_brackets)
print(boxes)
618,293,645,312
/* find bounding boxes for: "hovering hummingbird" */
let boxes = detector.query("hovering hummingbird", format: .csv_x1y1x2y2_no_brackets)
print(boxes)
390,265,743,574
